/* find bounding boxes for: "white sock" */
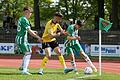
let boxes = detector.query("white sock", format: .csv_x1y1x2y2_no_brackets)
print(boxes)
22,52,31,72
70,61,77,69
84,56,95,69
20,55,25,68
39,68,43,72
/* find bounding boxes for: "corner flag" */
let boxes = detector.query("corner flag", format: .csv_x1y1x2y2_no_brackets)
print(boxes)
98,18,112,76
99,18,112,32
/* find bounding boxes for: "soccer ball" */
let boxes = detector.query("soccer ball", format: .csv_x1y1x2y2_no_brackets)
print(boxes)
84,67,93,74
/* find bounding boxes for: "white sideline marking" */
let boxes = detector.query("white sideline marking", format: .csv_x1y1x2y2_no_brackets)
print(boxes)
66,74,97,80
66,79,75,80
77,74,97,79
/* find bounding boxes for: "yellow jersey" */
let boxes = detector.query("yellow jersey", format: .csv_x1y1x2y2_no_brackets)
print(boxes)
42,20,62,42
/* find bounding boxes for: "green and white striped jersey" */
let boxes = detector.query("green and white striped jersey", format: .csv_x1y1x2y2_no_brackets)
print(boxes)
65,24,79,47
16,16,30,44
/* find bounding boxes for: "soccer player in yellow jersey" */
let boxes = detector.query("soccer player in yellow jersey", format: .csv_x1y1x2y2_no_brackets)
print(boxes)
38,12,73,75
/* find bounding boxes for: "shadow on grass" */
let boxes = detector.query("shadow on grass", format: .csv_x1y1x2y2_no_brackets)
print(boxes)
0,72,22,75
83,79,101,80
32,71,63,75
0,71,66,75
66,78,101,80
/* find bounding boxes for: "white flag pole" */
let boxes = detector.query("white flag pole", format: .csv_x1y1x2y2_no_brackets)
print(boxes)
99,29,102,76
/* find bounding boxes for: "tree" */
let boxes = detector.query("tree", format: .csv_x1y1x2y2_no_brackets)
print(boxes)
0,0,119,30
34,0,40,29
59,0,98,29
105,0,120,30
39,0,56,20
111,0,119,30
98,0,104,18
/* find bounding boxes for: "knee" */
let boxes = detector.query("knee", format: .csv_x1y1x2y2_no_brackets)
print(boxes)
69,54,75,61
81,52,89,59
46,54,51,58
25,52,31,56
54,47,62,56
24,52,31,58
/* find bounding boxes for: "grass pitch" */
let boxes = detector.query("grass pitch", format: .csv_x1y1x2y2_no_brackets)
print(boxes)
0,67,120,80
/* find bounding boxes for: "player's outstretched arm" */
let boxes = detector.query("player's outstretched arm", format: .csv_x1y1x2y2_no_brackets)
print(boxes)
60,30,68,36
27,28,42,42
67,36,81,40
48,32,61,38
48,30,68,38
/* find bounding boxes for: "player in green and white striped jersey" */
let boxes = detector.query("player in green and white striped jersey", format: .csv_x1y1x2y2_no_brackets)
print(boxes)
15,6,42,75
65,20,97,73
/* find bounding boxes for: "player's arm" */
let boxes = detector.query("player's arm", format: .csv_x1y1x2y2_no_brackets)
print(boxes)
45,24,61,38
22,18,42,42
27,28,42,42
66,28,80,40
48,29,61,38
58,24,68,35
55,24,68,36
67,35,80,40
49,28,67,38
42,31,61,38
32,30,38,34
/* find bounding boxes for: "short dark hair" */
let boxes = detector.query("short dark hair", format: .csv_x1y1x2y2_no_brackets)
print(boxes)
23,6,33,12
54,12,63,17
76,20,84,26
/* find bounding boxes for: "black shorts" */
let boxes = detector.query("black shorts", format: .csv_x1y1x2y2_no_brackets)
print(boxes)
42,41,59,50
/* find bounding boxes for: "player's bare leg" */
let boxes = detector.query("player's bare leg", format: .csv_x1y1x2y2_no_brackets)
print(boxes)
69,53,78,74
80,51,97,72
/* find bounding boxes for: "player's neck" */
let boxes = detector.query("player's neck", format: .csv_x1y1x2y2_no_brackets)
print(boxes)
52,19,57,24
23,13,30,19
